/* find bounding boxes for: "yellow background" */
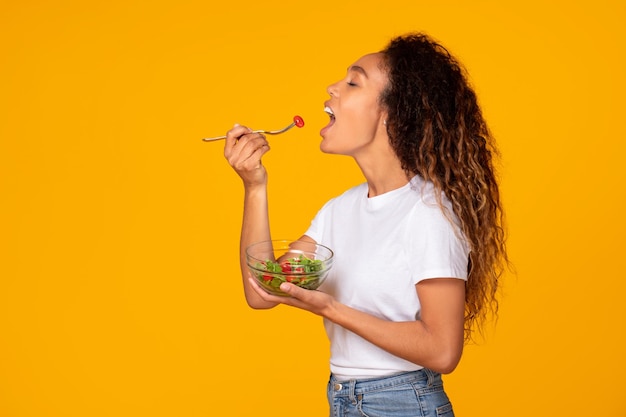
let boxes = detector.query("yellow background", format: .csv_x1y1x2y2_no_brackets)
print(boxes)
1,1,625,416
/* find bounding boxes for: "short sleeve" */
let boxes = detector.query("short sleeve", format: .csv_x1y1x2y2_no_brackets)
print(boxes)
304,199,333,243
409,204,470,284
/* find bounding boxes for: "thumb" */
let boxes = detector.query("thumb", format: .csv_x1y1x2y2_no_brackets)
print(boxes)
279,282,302,297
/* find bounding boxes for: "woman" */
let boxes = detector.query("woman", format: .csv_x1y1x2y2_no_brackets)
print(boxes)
223,32,507,417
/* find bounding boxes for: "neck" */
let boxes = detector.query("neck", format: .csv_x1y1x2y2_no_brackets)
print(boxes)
354,151,410,198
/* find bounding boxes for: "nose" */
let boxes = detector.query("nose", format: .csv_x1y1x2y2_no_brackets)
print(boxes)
327,81,339,97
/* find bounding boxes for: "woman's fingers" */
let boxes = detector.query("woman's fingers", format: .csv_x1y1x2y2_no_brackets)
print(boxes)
247,277,331,317
224,124,250,155
224,127,270,172
248,278,282,302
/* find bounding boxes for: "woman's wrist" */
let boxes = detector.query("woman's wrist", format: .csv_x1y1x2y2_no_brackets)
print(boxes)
243,182,267,198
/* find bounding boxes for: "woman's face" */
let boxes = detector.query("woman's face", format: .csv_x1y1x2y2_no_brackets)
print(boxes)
320,52,389,156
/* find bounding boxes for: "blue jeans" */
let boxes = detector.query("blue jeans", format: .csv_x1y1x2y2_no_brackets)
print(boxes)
327,369,454,417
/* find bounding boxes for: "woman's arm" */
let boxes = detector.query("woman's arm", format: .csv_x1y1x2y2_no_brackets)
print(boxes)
248,275,466,373
331,278,466,374
223,125,278,309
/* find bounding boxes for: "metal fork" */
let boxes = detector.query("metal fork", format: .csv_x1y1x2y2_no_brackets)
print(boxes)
202,115,304,142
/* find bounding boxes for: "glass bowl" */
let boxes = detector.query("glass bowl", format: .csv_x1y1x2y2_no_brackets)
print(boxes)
246,239,334,296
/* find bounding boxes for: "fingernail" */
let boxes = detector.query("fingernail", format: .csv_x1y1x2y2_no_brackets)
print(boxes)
233,123,240,127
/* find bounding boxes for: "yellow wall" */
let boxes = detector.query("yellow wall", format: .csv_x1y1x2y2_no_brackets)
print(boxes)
1,1,624,416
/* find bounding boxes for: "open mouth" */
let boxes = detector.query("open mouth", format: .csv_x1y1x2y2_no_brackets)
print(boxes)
324,106,335,126
320,104,336,137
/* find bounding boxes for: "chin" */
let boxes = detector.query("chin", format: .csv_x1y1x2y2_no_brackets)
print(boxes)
319,140,341,155
319,138,332,154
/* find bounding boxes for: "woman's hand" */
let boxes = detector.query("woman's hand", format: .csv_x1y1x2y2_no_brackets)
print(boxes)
247,277,337,317
223,124,270,188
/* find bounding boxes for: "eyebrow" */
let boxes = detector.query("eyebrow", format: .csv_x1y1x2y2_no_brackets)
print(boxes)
347,65,368,78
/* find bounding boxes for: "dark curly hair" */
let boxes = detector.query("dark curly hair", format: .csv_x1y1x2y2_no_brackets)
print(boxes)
380,33,509,342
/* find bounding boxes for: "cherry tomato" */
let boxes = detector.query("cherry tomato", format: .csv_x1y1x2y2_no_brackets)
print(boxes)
293,115,305,128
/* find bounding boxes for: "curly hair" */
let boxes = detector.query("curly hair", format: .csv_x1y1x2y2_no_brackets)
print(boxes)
380,33,509,342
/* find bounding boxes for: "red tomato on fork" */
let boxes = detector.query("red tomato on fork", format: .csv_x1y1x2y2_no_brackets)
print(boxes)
293,115,305,128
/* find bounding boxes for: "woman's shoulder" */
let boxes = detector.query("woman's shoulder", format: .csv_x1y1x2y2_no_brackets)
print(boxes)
316,182,367,214
329,181,368,202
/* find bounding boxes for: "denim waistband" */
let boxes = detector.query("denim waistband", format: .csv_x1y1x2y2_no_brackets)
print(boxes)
329,369,440,396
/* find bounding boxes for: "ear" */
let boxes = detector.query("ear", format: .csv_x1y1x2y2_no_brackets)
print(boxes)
377,115,390,141
379,110,389,131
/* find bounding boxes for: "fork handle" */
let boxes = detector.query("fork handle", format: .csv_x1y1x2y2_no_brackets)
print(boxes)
202,129,271,142
202,135,228,141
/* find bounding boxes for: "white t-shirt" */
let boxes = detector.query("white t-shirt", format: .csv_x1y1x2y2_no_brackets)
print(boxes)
305,176,469,380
